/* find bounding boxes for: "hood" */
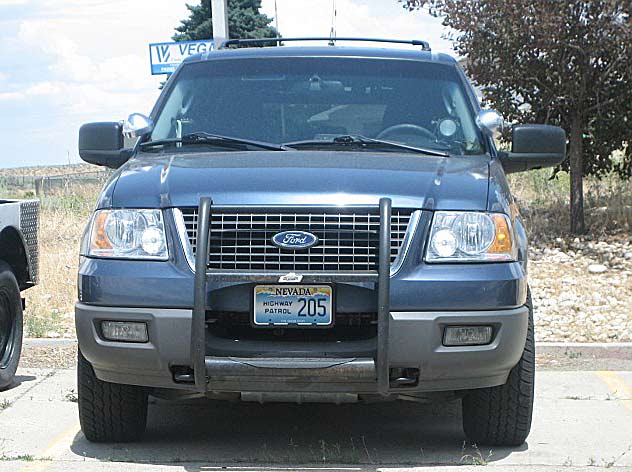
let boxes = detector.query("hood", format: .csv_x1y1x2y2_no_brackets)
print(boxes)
109,151,489,210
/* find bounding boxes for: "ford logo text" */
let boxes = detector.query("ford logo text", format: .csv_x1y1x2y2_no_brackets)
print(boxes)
271,231,319,250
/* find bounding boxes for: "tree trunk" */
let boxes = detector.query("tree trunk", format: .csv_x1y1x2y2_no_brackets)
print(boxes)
569,112,585,234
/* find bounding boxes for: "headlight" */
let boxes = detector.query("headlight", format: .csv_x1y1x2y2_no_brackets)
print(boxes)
83,209,168,260
426,211,516,262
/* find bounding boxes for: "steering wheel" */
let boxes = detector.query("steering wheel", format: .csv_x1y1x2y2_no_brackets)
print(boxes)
377,123,436,142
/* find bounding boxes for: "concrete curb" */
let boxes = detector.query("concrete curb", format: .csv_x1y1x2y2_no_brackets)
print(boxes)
536,342,632,360
24,338,77,348
536,342,632,348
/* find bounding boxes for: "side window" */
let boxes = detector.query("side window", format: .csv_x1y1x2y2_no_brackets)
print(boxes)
152,81,187,139
449,86,482,153
437,82,483,154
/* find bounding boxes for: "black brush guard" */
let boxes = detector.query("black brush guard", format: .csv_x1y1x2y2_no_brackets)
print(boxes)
191,197,393,394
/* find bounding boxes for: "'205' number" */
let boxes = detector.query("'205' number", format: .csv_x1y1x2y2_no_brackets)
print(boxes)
297,298,327,317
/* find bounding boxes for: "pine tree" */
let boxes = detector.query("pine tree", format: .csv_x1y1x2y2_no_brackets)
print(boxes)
173,0,278,42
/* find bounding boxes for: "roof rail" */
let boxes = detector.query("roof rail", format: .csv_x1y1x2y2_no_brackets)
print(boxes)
219,37,431,52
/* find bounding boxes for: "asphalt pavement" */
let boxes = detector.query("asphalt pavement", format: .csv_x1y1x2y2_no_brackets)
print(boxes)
1,362,631,471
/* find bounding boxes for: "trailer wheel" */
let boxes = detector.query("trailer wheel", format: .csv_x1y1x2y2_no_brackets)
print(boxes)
0,261,23,390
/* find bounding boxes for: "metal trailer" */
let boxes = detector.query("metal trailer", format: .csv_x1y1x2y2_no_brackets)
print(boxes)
0,199,39,389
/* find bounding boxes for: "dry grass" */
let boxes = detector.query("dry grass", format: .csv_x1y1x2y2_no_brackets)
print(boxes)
509,169,632,244
7,184,99,337
0,164,95,178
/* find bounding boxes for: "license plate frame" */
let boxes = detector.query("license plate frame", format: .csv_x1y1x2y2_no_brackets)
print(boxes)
253,284,334,328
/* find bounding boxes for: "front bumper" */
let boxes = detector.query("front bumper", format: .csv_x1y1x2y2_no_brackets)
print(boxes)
76,302,528,393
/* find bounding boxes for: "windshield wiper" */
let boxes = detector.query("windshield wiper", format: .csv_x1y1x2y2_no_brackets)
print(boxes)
140,132,288,151
283,135,450,157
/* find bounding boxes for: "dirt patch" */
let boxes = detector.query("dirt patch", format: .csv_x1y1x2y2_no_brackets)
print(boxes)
20,345,77,369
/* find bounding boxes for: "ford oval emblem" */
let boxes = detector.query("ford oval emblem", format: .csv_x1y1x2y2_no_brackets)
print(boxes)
272,231,319,250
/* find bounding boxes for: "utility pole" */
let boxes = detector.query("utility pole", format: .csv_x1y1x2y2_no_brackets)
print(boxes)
211,0,229,46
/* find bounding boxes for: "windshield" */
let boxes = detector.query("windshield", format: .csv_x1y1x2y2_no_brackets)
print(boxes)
151,57,484,155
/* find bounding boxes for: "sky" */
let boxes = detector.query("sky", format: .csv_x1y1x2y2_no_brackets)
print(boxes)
0,0,454,169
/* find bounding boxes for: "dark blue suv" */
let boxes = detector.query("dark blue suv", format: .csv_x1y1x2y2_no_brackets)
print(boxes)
76,38,566,445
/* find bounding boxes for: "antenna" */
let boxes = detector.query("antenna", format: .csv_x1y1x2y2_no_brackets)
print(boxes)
328,0,337,46
274,0,279,35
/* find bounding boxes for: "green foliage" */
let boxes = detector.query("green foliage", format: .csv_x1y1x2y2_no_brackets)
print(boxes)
173,0,278,42
402,0,632,233
402,0,632,178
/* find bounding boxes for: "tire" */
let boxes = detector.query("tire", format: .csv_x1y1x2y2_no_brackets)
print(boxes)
77,350,148,442
461,292,535,447
0,261,23,391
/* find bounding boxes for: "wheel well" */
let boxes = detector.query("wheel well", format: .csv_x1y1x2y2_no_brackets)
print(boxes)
0,227,30,290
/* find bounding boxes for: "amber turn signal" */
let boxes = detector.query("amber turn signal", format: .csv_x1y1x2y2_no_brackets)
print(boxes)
489,214,513,254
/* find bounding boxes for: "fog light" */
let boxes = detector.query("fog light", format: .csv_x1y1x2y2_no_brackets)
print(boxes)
101,321,148,343
443,326,492,346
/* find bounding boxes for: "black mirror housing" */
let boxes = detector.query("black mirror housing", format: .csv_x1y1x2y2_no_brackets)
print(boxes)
78,122,131,169
499,124,566,174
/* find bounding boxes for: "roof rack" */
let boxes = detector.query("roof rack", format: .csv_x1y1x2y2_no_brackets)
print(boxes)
219,37,431,52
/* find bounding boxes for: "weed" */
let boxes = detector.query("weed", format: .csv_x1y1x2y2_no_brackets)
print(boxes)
0,454,35,462
603,444,632,468
314,439,344,464
461,442,492,466
361,435,372,463
64,389,78,403
565,350,582,359
348,437,360,464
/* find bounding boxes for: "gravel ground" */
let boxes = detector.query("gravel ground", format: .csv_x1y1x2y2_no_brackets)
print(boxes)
19,345,77,369
530,233,632,342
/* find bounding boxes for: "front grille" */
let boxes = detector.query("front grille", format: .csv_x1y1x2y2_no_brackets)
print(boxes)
179,208,415,272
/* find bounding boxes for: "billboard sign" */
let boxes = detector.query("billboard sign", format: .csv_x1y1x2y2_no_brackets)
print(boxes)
149,40,215,75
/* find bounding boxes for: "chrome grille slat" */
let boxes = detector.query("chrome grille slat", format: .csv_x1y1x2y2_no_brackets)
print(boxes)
179,208,414,272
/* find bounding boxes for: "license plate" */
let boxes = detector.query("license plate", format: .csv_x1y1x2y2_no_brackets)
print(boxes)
253,285,333,327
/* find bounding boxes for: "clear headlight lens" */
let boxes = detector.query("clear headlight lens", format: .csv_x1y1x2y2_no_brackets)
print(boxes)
426,211,516,262
84,209,168,260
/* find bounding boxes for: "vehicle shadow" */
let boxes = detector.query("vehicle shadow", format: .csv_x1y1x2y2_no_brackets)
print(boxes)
70,397,527,468
0,375,37,392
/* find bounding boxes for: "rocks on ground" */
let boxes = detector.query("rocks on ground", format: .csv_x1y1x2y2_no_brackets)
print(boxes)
530,234,632,343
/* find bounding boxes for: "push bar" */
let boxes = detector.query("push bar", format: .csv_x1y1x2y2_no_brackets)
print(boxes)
377,197,392,394
192,197,212,390
191,196,393,393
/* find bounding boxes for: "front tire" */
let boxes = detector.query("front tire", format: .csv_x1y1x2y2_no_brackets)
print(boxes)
461,293,535,446
0,261,23,391
78,350,148,442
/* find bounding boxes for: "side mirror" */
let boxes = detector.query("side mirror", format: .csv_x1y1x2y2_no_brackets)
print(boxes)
78,122,131,169
122,113,154,139
476,109,504,139
499,124,566,174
